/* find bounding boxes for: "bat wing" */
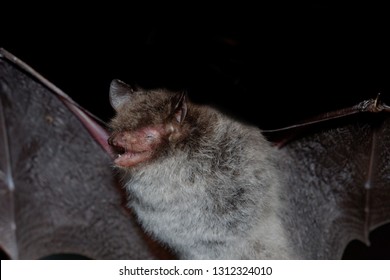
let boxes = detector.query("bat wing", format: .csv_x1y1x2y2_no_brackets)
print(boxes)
264,99,390,259
0,49,173,259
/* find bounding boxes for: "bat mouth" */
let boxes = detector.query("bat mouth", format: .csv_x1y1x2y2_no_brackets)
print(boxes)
111,145,150,167
113,145,126,156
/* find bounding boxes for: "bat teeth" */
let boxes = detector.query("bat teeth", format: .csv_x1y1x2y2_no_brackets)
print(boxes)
118,154,122,158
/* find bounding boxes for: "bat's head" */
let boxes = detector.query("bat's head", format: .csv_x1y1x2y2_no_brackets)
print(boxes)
108,79,188,168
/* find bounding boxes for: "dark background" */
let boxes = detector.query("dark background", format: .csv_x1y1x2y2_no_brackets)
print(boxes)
1,5,389,259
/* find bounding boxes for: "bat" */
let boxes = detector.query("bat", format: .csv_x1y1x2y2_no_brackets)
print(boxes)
0,48,389,259
108,80,294,259
108,81,390,259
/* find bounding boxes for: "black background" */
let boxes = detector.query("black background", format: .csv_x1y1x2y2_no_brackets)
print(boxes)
1,4,390,259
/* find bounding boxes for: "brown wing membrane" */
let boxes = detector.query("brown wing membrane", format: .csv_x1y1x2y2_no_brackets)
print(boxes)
264,100,390,259
0,49,173,259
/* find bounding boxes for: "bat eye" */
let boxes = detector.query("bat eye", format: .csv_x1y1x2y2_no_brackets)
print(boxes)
145,134,155,141
143,128,159,142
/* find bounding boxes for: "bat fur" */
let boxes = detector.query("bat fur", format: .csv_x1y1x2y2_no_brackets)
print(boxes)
108,79,295,259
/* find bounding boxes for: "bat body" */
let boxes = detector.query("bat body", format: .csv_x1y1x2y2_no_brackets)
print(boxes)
109,80,390,259
108,80,294,259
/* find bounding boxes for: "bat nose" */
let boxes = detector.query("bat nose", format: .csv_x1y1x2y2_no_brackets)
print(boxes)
108,135,116,147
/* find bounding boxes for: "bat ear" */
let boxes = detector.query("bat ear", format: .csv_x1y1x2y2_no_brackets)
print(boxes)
109,79,134,111
171,92,188,124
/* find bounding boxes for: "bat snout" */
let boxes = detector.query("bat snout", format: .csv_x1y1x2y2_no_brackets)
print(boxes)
108,134,126,155
107,135,117,147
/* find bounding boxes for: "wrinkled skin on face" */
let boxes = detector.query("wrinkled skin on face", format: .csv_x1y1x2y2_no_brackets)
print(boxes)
108,125,169,167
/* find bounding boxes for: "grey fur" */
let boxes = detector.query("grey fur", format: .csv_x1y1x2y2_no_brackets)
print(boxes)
109,83,294,259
